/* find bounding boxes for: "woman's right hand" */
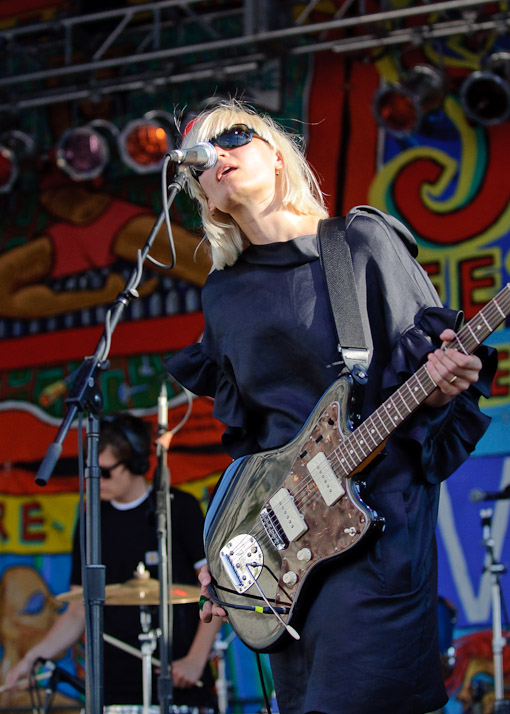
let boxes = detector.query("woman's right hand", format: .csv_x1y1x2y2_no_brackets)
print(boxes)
198,564,227,623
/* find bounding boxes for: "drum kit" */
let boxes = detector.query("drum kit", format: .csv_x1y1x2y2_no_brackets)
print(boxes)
54,565,217,714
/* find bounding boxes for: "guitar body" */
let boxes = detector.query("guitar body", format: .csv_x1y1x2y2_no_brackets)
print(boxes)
204,283,509,652
204,374,383,653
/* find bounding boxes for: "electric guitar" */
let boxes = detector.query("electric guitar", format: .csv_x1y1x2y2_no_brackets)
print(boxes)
204,284,510,653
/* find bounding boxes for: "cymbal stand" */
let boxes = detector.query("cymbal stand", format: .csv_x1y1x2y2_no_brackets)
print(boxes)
480,508,510,713
139,607,160,714
213,629,236,714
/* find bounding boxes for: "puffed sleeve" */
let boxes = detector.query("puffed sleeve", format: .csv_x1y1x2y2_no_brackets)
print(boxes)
165,342,218,398
381,306,498,484
165,343,257,457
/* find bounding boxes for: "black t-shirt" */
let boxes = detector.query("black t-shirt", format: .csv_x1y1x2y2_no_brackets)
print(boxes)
71,487,214,707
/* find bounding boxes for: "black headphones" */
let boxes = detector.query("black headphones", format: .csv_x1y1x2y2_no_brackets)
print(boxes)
101,414,151,475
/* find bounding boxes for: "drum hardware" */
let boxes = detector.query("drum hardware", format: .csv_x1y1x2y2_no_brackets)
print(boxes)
55,577,201,607
104,627,203,688
102,704,159,714
104,632,162,669
54,564,203,713
101,706,215,713
139,608,160,714
479,507,510,714
211,629,236,714
106,605,204,714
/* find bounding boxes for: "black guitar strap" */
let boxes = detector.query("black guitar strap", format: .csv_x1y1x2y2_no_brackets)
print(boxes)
318,216,372,380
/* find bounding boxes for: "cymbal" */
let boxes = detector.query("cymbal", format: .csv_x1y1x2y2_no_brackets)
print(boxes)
55,580,201,606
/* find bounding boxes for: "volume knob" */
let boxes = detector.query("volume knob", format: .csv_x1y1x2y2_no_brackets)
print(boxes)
297,547,312,562
282,571,298,586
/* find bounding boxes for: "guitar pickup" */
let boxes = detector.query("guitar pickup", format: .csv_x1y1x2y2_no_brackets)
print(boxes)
268,488,308,544
306,452,345,506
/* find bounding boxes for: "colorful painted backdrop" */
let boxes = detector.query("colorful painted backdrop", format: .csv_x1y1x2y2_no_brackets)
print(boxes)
1,2,510,712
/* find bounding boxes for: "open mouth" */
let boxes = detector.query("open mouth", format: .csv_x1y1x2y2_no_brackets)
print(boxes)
217,165,236,181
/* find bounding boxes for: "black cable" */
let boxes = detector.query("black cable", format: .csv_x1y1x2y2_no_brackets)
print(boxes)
211,562,294,605
256,652,273,714
28,659,40,713
29,658,45,714
207,583,290,614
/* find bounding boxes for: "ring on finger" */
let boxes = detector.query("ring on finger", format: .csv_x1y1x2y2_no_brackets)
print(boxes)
199,595,212,610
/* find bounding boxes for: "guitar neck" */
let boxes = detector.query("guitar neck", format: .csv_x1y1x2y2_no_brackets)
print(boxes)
336,284,510,474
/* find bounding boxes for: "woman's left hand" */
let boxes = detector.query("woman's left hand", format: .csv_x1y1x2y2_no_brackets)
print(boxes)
425,328,482,407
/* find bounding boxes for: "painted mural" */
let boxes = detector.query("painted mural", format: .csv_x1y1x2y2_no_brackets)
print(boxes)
1,1,510,712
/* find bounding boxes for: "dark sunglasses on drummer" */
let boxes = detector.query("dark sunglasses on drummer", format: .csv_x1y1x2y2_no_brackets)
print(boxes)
190,123,263,178
100,460,123,479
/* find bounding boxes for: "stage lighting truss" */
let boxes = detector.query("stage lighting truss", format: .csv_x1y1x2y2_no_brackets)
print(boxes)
372,64,448,137
56,120,120,181
117,110,175,174
0,130,35,193
460,52,510,127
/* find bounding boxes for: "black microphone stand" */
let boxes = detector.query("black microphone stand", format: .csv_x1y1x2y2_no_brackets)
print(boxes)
155,380,174,713
33,168,186,714
480,508,510,713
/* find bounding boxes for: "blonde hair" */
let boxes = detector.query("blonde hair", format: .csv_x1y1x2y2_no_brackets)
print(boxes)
180,99,329,270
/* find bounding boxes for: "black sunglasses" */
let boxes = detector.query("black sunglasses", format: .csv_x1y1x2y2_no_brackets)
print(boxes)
100,460,123,479
190,124,261,178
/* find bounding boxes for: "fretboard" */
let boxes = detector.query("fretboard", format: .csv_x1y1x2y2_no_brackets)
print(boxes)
332,283,510,478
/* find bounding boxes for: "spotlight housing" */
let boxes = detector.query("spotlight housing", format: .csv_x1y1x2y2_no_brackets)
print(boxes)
372,64,447,137
118,111,174,174
56,126,110,181
0,130,35,193
0,145,17,193
460,52,510,126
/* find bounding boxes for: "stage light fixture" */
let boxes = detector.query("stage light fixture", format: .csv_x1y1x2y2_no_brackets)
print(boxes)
460,52,510,126
0,130,35,193
372,64,447,137
0,144,17,193
56,123,115,181
118,111,175,174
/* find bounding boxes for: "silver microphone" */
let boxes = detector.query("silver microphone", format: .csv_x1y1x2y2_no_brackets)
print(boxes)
168,142,217,170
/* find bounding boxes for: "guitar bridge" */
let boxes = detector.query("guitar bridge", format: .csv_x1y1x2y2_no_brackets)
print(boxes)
260,507,288,550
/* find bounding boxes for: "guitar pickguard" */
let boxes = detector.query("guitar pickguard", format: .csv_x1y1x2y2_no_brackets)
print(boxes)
271,400,374,598
207,376,379,652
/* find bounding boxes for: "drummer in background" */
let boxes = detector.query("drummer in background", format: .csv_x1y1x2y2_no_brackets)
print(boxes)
4,412,220,710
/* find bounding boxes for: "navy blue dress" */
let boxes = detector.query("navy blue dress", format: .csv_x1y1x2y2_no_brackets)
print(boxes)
166,210,496,714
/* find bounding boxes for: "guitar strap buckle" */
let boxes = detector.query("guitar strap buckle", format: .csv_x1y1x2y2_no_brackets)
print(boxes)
341,347,370,384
